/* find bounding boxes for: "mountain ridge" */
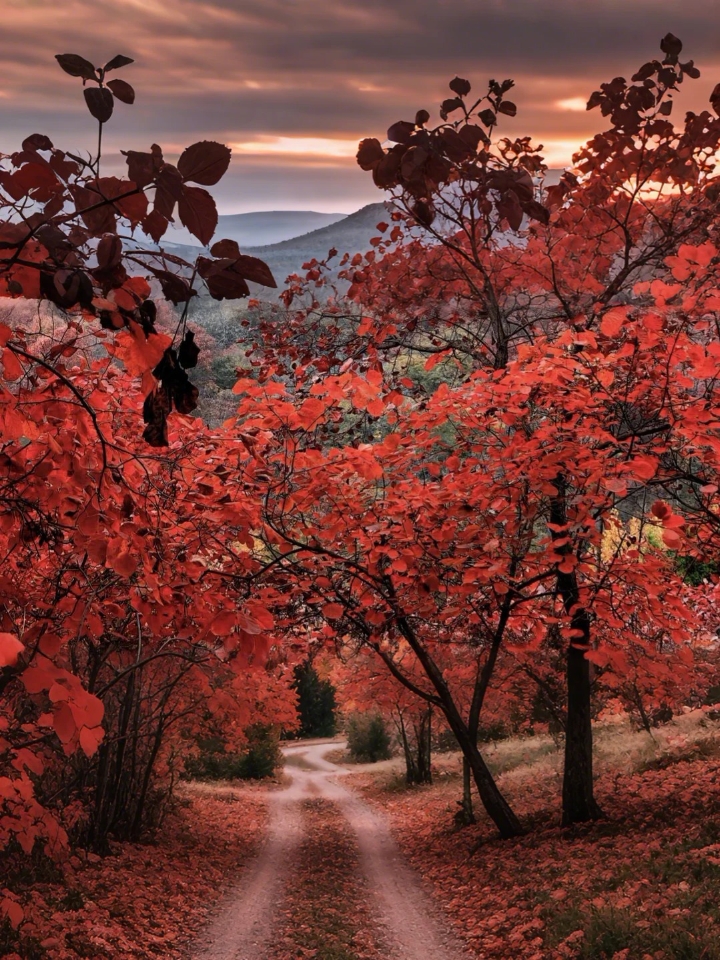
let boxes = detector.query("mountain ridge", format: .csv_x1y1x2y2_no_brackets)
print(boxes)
165,209,347,250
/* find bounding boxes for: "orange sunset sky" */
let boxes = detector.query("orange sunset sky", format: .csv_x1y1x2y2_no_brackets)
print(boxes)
2,0,719,213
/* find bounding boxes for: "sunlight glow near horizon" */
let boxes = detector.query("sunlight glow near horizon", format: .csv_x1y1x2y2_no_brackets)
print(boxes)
231,136,360,159
230,134,583,170
556,97,590,112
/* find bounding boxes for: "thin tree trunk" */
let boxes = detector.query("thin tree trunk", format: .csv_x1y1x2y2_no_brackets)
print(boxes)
415,707,432,785
398,712,418,784
550,475,603,826
629,682,653,734
449,715,522,837
457,756,476,826
375,605,522,836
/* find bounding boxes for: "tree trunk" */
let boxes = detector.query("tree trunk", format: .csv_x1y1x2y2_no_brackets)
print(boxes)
385,611,522,836
450,718,522,838
415,707,432,785
550,474,603,826
398,707,433,785
455,756,476,826
562,643,602,825
628,682,653,734
398,712,418,784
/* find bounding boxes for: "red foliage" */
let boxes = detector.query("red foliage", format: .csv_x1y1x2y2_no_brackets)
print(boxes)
0,54,289,930
1,785,267,959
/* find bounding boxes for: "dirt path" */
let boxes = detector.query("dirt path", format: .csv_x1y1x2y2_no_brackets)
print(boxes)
193,741,471,960
193,781,303,960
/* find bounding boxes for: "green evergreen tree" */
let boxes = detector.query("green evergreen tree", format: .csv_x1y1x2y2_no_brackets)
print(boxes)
292,661,337,738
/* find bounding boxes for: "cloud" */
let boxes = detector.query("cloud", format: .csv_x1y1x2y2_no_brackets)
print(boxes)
1,1,719,209
555,97,589,113
231,137,360,161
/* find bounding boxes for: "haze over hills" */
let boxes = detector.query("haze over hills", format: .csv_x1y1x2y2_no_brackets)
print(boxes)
163,171,565,295
161,202,391,294
242,202,389,285
165,210,347,249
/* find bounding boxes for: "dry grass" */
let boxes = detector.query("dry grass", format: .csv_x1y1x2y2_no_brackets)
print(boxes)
348,708,720,801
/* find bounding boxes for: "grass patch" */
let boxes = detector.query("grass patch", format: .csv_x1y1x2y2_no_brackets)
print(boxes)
484,737,559,776
545,902,720,958
544,822,720,958
635,736,720,773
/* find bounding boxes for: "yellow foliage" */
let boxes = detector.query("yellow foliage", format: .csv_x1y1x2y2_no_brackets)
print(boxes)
600,512,666,564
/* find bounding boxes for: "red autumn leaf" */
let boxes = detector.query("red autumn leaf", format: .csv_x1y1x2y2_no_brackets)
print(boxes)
197,256,250,300
55,53,96,80
79,725,104,757
1,898,24,930
387,120,415,144
110,327,171,376
154,164,184,219
210,238,241,259
123,148,159,188
103,54,134,72
96,233,123,270
53,702,76,744
599,307,627,337
177,140,231,186
106,537,138,577
107,78,135,104
84,87,114,123
237,613,262,635
323,603,345,619
234,254,277,288
651,501,671,521
178,185,218,245
210,611,237,636
76,692,104,729
142,208,169,242
1,348,23,381
146,266,194,304
357,138,384,171
21,666,55,695
449,76,471,96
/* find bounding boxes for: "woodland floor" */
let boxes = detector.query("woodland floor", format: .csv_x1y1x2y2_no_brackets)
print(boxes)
5,711,720,960
351,708,720,960
2,781,269,960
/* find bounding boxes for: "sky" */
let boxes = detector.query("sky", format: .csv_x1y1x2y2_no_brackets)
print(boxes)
2,1,720,214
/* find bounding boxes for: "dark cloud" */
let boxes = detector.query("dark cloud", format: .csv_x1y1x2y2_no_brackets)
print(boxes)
1,1,719,210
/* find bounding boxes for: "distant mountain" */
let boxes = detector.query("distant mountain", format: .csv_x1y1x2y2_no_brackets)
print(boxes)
156,202,391,295
164,210,346,249
243,202,390,286
160,172,566,297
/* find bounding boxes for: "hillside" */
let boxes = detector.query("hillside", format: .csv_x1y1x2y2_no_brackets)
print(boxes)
164,209,346,249
164,178,566,295
160,201,391,296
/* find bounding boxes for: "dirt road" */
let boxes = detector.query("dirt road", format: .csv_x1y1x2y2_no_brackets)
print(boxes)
194,740,471,960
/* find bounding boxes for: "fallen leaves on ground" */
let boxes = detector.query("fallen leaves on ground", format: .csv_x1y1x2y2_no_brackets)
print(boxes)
267,797,389,960
1,783,268,959
354,743,720,959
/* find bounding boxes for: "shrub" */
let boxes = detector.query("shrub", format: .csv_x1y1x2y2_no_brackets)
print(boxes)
346,713,392,763
240,724,283,779
185,724,282,781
